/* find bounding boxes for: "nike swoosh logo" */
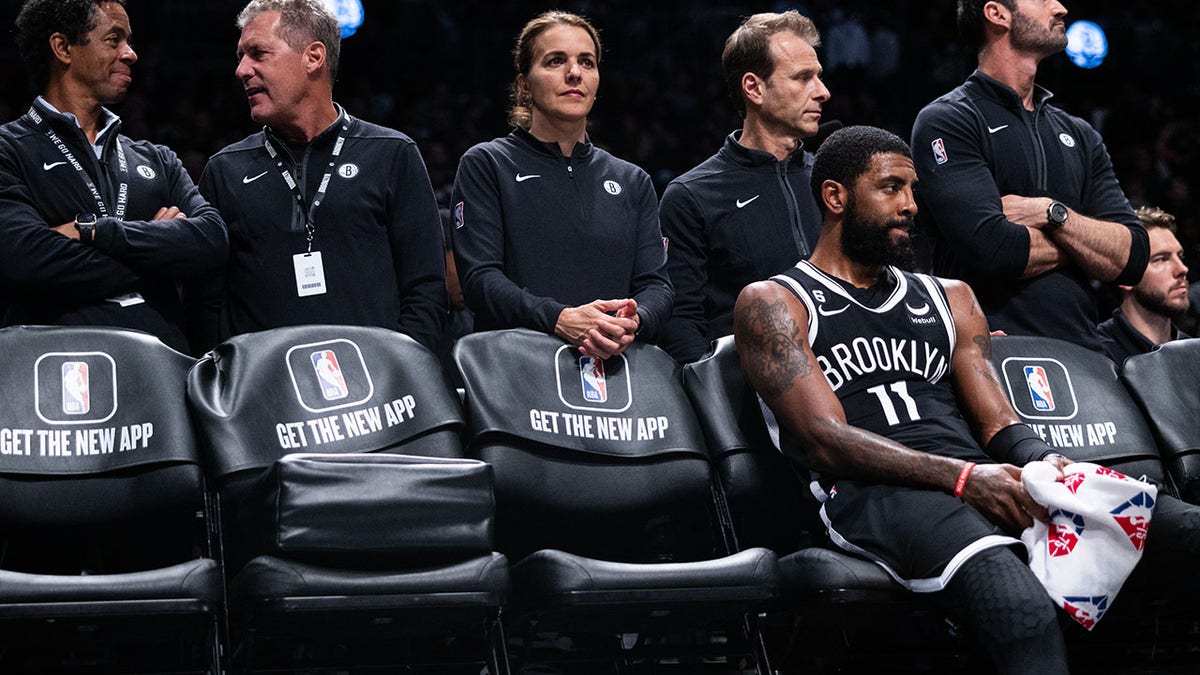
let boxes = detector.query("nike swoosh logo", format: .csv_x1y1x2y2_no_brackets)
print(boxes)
243,171,269,184
906,302,931,316
817,305,850,317
43,161,67,171
736,195,760,209
987,124,1009,134
515,173,541,182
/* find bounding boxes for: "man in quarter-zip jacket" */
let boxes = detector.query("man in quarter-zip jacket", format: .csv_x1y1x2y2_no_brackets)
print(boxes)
658,11,828,363
1,0,227,355
912,0,1147,354
198,0,445,352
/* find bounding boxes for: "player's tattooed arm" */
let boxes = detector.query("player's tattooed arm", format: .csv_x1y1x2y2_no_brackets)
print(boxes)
944,279,1024,443
733,289,813,397
966,293,1002,385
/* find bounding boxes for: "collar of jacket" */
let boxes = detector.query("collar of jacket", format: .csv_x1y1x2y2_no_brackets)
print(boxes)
510,125,594,161
30,97,123,156
264,102,352,156
720,129,807,171
967,69,1055,113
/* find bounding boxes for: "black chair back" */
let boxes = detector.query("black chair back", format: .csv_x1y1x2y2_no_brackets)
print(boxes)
455,329,715,560
187,325,466,494
991,335,1167,484
1121,339,1200,500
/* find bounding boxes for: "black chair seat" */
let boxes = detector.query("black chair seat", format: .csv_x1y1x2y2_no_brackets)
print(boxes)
514,547,777,600
0,558,221,608
779,547,903,597
231,552,509,602
510,547,778,633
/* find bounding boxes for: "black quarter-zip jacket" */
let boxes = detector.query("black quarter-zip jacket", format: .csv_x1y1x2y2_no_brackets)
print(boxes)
451,127,672,339
199,109,446,351
0,98,228,353
912,70,1147,351
658,131,820,363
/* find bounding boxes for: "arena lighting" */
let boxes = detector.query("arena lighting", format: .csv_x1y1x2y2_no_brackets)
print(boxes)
1065,20,1108,69
320,0,364,38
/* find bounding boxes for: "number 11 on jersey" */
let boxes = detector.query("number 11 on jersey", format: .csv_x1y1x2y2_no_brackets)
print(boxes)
867,381,921,426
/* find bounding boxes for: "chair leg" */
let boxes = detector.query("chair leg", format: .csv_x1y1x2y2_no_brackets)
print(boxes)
746,611,775,675
486,612,512,675
208,613,225,675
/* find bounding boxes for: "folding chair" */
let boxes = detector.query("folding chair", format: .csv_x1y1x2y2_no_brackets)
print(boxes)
455,329,778,673
0,326,222,673
187,324,509,673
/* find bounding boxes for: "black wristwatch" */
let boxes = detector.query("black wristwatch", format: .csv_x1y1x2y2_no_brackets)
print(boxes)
1044,200,1068,234
74,213,97,244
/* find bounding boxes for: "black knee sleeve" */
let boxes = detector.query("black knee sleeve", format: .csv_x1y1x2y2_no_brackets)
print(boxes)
944,546,1068,675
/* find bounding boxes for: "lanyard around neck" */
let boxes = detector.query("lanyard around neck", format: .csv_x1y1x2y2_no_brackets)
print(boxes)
27,106,128,219
263,121,348,253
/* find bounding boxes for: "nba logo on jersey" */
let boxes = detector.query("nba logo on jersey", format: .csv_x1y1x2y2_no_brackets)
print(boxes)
61,362,90,415
311,350,349,401
1024,365,1055,411
931,138,948,165
580,357,607,403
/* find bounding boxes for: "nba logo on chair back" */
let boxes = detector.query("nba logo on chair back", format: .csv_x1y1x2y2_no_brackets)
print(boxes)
310,350,349,401
286,339,374,413
35,352,118,425
61,362,90,414
554,346,631,413
1000,357,1079,421
1024,365,1055,411
579,356,607,403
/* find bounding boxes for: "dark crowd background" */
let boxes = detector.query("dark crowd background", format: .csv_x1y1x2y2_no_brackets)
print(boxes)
2,0,1198,287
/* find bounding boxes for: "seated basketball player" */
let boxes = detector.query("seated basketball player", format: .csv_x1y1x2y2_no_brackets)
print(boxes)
734,125,1200,675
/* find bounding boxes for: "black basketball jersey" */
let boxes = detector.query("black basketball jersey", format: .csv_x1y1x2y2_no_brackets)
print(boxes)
771,261,985,462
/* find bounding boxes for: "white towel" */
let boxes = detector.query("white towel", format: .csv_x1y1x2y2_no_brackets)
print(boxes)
1020,461,1157,630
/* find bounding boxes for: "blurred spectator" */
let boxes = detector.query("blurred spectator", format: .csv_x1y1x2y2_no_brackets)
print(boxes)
1099,206,1192,365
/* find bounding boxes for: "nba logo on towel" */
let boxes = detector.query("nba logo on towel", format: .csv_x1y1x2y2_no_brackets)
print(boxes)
580,357,607,403
1048,508,1085,557
1063,472,1087,494
1024,365,1055,411
61,362,90,414
1062,595,1108,630
311,350,349,401
1110,492,1154,551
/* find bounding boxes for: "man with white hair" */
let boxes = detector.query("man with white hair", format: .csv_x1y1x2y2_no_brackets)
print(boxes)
199,0,445,351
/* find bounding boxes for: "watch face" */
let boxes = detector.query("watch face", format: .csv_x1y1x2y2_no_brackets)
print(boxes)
76,213,98,225
1049,202,1068,224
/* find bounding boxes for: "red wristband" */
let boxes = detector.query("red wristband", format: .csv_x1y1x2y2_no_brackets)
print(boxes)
954,462,976,498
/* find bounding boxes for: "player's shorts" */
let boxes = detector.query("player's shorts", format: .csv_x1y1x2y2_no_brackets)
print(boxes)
820,479,1021,592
